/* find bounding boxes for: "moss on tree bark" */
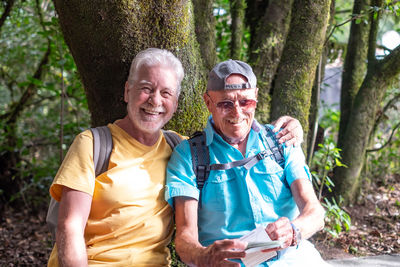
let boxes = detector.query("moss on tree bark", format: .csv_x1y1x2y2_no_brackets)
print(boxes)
248,0,293,124
53,0,208,135
338,0,371,150
270,0,331,147
334,45,400,203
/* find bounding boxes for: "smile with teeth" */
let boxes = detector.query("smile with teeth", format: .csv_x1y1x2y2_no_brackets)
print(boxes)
227,117,245,124
142,108,164,115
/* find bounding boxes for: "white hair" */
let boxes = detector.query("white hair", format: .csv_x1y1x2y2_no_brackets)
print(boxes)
127,48,184,96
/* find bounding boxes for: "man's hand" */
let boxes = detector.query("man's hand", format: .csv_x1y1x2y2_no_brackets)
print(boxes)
265,217,293,250
271,116,303,146
195,239,247,267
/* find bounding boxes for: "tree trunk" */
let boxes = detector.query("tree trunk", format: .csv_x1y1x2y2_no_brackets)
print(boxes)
334,45,400,203
192,0,216,70
230,0,246,60
307,0,335,160
248,0,293,123
53,0,208,134
338,0,370,150
270,0,331,145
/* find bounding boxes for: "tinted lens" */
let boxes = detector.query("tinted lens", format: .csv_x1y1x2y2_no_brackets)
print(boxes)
239,99,257,109
216,101,235,110
216,99,257,111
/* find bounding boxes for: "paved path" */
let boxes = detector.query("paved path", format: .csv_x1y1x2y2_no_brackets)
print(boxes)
328,254,400,267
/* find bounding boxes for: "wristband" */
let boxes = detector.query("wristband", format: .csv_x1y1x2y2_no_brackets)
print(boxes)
290,223,302,247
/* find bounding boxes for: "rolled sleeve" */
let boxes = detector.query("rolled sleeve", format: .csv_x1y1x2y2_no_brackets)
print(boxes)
283,145,312,186
165,140,200,207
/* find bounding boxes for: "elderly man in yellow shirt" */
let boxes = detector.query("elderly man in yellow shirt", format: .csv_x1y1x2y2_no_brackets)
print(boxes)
47,48,303,266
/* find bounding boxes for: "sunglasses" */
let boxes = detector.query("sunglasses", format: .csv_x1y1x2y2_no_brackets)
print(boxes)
206,92,257,113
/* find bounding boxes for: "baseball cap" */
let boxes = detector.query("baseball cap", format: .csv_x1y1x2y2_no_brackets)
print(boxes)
207,59,257,91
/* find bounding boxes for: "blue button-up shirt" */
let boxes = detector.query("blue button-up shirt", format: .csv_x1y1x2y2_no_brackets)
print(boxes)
165,118,311,247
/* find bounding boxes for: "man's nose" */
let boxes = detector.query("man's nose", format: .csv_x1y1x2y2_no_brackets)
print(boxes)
149,91,162,106
229,101,243,115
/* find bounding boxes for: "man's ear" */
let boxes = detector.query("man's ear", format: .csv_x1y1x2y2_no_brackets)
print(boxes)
255,87,259,98
124,81,130,103
203,92,212,112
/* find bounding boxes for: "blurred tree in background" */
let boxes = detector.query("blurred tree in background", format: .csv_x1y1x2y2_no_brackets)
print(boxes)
0,0,89,211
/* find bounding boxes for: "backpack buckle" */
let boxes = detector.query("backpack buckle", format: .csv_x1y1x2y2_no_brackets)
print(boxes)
257,150,268,160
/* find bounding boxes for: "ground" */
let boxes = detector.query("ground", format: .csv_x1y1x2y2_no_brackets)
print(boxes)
313,173,400,260
0,174,399,266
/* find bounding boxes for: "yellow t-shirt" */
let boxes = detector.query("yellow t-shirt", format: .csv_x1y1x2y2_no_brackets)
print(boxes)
48,123,184,266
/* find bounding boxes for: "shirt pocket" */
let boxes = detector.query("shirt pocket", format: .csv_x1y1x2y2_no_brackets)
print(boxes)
254,159,292,201
202,171,236,212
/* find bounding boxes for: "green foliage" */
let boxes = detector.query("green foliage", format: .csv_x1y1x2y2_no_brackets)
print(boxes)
311,137,346,200
214,0,231,61
214,0,250,62
319,102,340,138
322,196,351,238
310,137,350,238
0,0,89,207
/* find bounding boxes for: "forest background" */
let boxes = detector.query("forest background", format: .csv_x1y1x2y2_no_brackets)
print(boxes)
0,0,399,265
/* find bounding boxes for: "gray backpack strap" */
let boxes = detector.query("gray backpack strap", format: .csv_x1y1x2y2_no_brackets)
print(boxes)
46,197,59,241
91,126,113,176
162,130,182,149
210,149,274,171
46,126,113,242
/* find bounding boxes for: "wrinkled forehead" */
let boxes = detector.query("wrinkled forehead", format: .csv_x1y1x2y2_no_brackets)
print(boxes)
135,64,179,86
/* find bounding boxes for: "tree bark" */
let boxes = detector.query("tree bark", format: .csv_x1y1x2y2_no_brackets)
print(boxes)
270,0,331,144
307,0,335,160
338,0,371,150
248,0,293,123
53,0,208,134
192,0,216,70
229,0,246,60
334,44,400,203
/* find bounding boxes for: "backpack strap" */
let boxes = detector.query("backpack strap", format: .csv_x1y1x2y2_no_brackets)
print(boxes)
46,126,113,242
90,126,113,176
189,125,287,204
188,131,210,192
162,130,182,149
261,125,285,168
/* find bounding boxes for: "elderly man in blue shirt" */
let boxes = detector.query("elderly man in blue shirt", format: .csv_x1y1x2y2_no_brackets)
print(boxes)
165,59,329,266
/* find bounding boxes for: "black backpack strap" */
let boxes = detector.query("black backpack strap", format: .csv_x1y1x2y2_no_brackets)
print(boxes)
162,130,182,149
261,125,285,168
90,126,113,177
261,125,288,188
188,131,210,192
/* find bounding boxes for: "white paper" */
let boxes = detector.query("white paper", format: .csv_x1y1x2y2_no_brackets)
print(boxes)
239,226,280,267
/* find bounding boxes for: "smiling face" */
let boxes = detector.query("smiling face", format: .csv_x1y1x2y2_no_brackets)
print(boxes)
124,64,179,137
204,74,258,145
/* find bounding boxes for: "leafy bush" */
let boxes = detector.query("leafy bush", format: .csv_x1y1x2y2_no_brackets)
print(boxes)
322,196,351,238
310,137,351,238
